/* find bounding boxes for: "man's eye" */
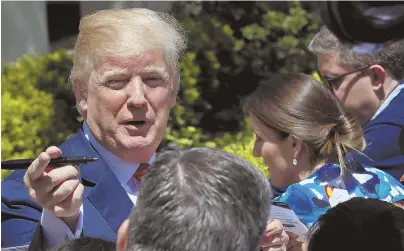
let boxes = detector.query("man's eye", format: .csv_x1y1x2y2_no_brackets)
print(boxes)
328,77,343,87
145,77,160,81
106,79,128,89
143,77,164,86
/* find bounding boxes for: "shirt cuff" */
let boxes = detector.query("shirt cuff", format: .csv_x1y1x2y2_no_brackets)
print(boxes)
40,205,84,248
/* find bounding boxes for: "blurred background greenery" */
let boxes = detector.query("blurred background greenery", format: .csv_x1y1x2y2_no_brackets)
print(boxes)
1,1,320,180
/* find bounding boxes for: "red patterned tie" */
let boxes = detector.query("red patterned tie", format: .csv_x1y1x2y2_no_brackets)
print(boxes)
133,163,152,182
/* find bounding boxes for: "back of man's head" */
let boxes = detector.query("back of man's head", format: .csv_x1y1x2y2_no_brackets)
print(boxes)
307,197,404,251
121,147,271,251
52,237,115,251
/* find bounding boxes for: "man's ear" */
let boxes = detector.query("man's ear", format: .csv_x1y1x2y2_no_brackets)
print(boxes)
117,219,130,251
169,93,177,109
369,65,386,92
72,82,88,119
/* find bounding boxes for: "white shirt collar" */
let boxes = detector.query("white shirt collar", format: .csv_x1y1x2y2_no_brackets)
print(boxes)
82,122,156,186
371,82,404,121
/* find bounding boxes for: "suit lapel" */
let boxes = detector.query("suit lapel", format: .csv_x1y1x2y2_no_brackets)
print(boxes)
27,224,44,251
86,168,134,236
65,130,134,238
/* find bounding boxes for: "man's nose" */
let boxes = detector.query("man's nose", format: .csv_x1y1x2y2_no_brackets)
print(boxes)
127,77,147,107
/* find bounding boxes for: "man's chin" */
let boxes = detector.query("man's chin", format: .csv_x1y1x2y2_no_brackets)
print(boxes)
119,148,156,163
120,137,154,150
122,124,150,137
117,138,158,161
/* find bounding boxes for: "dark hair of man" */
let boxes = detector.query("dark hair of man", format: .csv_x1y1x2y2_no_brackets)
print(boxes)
307,197,404,251
309,26,404,80
51,237,115,251
126,147,272,251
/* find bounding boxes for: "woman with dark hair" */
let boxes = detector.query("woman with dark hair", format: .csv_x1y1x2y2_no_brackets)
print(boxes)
246,73,404,251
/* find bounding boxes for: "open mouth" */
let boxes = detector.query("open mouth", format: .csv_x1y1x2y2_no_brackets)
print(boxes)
126,120,146,126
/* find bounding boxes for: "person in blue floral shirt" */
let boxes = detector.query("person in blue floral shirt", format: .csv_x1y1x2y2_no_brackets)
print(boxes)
274,163,404,228
246,73,404,251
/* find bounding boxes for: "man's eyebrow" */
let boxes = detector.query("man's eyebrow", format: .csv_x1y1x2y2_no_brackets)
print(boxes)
97,69,130,82
101,69,129,77
143,65,169,80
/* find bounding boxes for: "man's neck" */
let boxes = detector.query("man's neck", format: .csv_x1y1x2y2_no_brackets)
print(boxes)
383,79,399,102
357,79,399,125
367,79,402,123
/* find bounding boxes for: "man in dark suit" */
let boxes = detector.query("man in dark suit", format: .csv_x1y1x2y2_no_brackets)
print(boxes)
1,8,187,250
309,26,404,184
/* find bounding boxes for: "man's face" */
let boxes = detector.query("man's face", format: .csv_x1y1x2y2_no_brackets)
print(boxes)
318,53,378,125
77,50,176,163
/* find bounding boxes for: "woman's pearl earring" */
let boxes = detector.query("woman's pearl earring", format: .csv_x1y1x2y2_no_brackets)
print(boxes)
292,158,297,166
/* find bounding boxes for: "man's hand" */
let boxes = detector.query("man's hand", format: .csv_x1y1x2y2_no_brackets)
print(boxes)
259,219,289,251
285,232,304,251
23,146,84,232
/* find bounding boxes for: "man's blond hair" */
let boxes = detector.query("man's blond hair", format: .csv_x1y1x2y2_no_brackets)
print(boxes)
70,8,187,93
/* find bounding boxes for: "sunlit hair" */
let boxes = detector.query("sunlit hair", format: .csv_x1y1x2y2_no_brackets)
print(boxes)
308,26,404,80
127,147,271,251
70,8,187,93
246,73,366,175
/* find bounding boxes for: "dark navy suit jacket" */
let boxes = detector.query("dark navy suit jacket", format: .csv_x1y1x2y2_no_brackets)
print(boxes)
1,129,145,250
347,84,404,183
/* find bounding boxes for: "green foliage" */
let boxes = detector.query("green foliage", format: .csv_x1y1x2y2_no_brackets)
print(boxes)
220,122,268,177
223,137,268,177
35,50,79,146
312,71,322,83
171,1,320,135
164,118,268,176
2,54,54,179
1,50,79,180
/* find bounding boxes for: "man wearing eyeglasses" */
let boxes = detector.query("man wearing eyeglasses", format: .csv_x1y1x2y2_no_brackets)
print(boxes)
308,26,404,184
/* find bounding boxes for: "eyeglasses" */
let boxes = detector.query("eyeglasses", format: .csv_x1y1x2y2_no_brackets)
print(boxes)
318,64,371,90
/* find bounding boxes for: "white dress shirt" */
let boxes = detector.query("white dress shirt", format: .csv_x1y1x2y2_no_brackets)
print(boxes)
41,122,155,248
